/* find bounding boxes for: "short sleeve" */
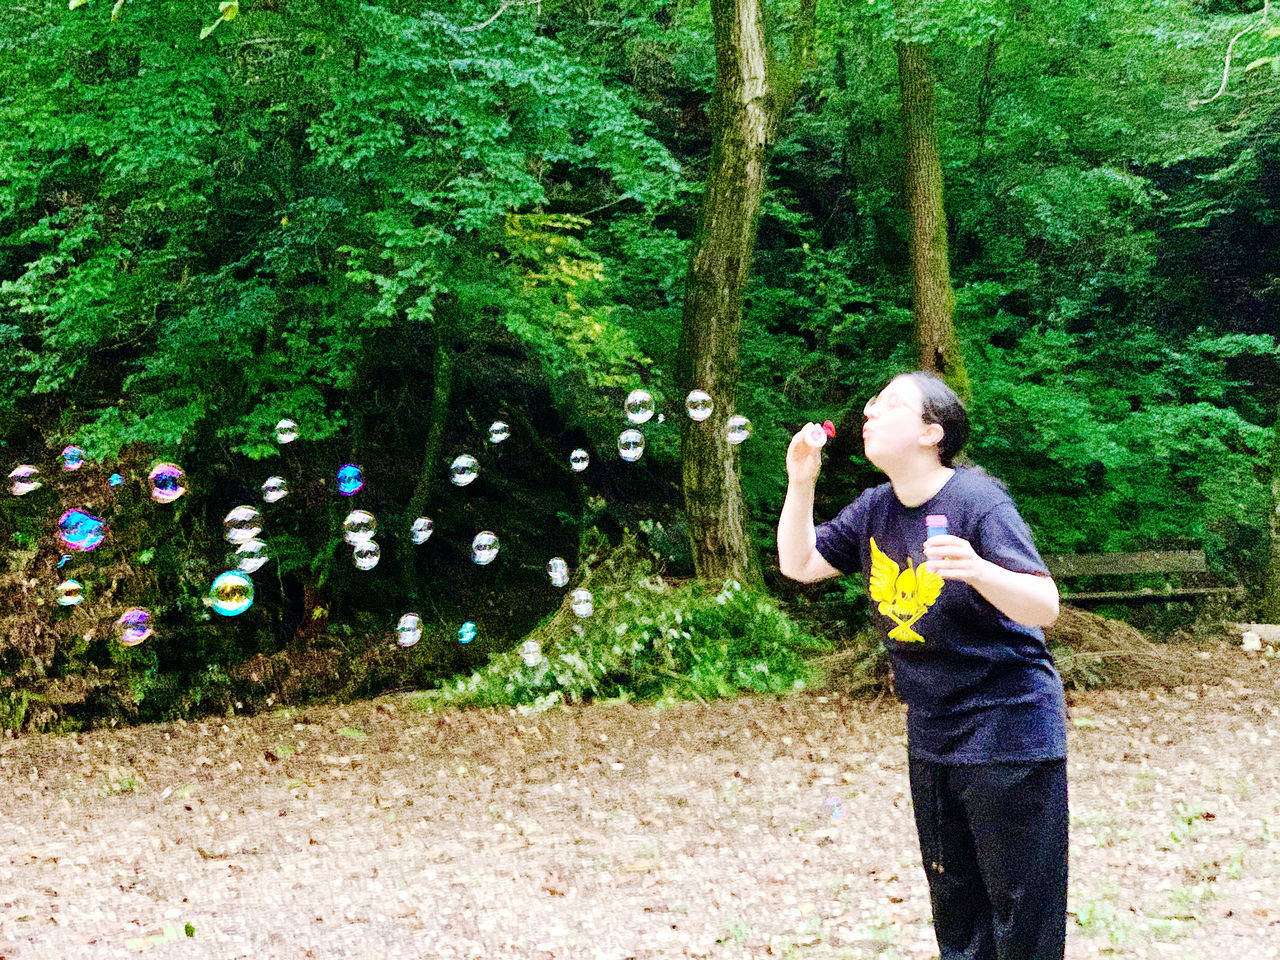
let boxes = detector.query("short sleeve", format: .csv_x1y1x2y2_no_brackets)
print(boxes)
976,500,1050,576
814,491,873,575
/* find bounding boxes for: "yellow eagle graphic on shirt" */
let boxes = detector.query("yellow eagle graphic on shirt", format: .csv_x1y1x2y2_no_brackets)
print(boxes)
868,537,944,643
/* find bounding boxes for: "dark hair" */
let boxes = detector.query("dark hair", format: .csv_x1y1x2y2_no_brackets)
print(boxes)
897,371,969,467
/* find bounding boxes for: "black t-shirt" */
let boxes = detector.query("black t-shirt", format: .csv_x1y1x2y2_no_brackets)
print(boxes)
814,467,1067,764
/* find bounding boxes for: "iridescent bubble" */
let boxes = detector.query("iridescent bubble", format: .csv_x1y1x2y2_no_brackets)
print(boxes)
148,463,186,504
342,509,377,544
458,621,477,644
57,554,71,569
519,639,542,666
234,538,269,574
450,454,479,487
336,464,364,496
56,579,84,607
488,421,510,444
275,419,298,444
58,509,106,552
8,465,40,496
410,517,433,544
262,476,288,503
396,612,422,648
625,389,655,425
570,588,594,618
115,608,153,646
686,390,713,422
569,449,589,473
547,557,569,588
727,414,752,445
210,571,254,617
108,473,124,488
471,531,499,565
353,539,381,571
618,429,645,462
62,446,86,471
223,505,262,545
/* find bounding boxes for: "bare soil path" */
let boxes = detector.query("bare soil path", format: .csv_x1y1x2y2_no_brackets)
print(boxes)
1,641,1277,960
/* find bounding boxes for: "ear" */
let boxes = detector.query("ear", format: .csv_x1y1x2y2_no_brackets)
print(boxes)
917,422,945,451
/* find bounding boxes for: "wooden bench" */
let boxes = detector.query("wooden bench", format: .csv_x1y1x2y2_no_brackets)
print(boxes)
1041,550,1245,605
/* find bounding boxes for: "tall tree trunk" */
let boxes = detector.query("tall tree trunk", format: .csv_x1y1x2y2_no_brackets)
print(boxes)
677,0,773,588
897,40,968,396
1262,401,1280,619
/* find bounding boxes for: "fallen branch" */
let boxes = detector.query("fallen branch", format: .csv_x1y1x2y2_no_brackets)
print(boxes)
462,0,541,32
1191,0,1272,107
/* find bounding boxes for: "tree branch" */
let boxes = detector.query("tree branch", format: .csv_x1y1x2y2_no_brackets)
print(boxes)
461,0,541,32
1191,0,1272,108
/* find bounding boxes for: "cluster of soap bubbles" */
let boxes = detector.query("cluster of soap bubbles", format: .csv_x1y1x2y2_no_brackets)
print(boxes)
11,386,752,655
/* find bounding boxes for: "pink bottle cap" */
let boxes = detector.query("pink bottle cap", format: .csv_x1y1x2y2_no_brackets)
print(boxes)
926,515,948,526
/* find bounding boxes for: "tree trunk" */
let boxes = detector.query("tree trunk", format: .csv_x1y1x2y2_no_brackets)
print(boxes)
677,0,774,588
1262,400,1280,618
897,40,968,395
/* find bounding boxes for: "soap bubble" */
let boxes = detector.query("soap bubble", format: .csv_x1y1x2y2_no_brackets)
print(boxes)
275,419,298,444
115,608,153,646
396,612,422,647
519,640,542,666
336,464,364,496
458,621,477,644
547,557,569,588
410,517,433,544
223,506,262,545
148,463,186,504
569,449,589,473
58,509,106,552
570,588,594,618
62,446,86,471
618,429,645,462
488,421,510,444
342,509,377,544
727,415,752,445
234,538,269,574
625,389,655,425
262,476,288,503
353,540,381,571
685,390,713,422
471,531,499,565
56,580,84,607
210,571,254,617
450,454,479,487
8,465,40,496
108,473,124,488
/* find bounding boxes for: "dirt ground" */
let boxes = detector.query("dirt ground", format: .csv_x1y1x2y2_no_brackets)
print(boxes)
1,639,1277,960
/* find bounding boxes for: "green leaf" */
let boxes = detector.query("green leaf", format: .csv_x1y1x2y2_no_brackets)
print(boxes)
219,0,238,20
111,0,124,19
68,0,88,8
1243,57,1275,73
199,19,220,39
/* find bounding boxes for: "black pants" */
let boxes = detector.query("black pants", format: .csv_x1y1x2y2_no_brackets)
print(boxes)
908,758,1068,960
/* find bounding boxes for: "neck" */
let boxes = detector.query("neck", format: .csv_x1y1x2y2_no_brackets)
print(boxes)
886,462,955,508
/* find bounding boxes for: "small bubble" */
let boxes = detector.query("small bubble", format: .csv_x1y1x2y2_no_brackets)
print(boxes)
336,464,364,496
8,465,40,496
410,517,433,544
61,446,86,471
727,415,752,445
547,557,569,588
458,621,477,644
56,580,84,607
342,509,377,544
685,390,713,422
210,571,255,616
353,539,381,571
488,421,510,444
396,613,422,647
223,506,262,545
57,554,71,569
569,448,589,473
519,640,542,666
624,389,655,425
618,429,645,462
450,454,479,487
275,419,298,444
234,539,269,574
261,476,288,503
148,463,187,504
570,588,594,618
471,531,499,565
108,473,124,488
57,509,107,552
115,608,154,646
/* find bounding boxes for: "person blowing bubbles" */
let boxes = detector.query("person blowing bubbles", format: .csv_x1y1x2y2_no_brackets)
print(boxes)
778,371,1068,960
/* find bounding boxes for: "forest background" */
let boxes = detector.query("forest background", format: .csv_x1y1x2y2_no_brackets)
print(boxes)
1,0,1278,731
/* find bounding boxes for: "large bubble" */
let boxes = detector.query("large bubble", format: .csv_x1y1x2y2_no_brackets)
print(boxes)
727,415,752,445
115,608,154,646
62,446,86,471
8,465,40,496
210,571,255,616
458,621,477,644
224,506,262,545
58,510,107,552
56,580,84,607
410,517,433,544
353,540,381,571
342,509,377,544
569,449,589,473
519,640,542,666
336,464,364,496
234,539,269,574
148,463,187,504
625,389,655,425
570,588,594,618
685,389,713,422
450,454,479,487
471,531,499,565
262,476,288,503
275,419,298,444
618,429,645,462
547,557,569,588
488,421,510,444
396,613,422,647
